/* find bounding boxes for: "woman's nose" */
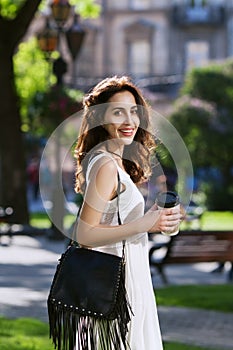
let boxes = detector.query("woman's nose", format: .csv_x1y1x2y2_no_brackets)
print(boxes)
123,111,133,124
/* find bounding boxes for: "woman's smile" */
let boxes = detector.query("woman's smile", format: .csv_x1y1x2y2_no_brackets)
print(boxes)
103,90,140,144
118,127,135,137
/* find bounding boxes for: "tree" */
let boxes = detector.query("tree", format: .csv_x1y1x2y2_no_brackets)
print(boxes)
169,60,233,210
28,84,83,136
0,0,99,223
14,37,54,132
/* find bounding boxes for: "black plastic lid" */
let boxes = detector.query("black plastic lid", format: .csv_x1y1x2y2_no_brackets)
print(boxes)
156,191,180,208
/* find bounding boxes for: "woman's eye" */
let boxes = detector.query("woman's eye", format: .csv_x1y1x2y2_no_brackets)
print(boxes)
112,108,139,117
113,110,122,116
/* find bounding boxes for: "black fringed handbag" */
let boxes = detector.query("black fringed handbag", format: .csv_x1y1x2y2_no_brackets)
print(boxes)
47,175,132,350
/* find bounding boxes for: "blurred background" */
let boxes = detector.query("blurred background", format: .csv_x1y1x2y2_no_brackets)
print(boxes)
0,1,233,349
1,0,233,228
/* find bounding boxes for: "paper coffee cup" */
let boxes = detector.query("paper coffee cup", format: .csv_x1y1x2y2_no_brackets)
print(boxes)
156,191,180,236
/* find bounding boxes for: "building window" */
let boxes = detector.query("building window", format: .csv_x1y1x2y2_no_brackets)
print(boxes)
128,40,150,76
185,41,209,71
129,0,150,10
124,19,154,76
189,0,207,7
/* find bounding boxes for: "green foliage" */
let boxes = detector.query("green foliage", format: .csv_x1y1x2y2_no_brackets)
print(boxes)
28,84,83,136
10,0,99,135
3,0,99,135
169,60,233,210
13,36,84,136
0,0,25,18
170,96,217,167
14,37,55,131
182,60,233,108
0,0,100,19
70,0,101,18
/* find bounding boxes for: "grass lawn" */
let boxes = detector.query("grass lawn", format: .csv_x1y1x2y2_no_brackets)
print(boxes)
156,284,233,312
200,211,233,230
181,210,233,230
0,316,221,350
0,317,53,350
30,212,75,230
164,342,221,350
29,212,51,229
30,210,233,231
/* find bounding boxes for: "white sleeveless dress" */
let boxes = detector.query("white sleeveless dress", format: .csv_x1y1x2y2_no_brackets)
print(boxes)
85,153,163,350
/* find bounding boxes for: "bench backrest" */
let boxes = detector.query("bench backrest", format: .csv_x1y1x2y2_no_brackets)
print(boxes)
164,230,233,264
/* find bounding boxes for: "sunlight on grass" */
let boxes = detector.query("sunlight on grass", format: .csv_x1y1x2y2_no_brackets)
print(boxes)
30,212,75,230
29,212,51,228
201,211,233,230
0,317,220,350
180,210,233,230
164,342,221,350
0,317,53,350
30,211,233,231
156,284,233,312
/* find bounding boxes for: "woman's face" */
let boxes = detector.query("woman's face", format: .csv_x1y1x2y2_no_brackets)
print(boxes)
103,90,140,145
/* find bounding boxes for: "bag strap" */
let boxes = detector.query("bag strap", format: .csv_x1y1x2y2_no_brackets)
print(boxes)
73,152,125,258
116,171,125,260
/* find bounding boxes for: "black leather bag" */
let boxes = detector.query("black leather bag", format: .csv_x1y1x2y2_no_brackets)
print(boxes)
47,174,132,350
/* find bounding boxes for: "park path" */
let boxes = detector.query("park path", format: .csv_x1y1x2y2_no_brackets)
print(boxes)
0,235,232,349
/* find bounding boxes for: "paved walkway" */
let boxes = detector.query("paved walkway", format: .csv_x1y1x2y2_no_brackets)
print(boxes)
0,235,232,349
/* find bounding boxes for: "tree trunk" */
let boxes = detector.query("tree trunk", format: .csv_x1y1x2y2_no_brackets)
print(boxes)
0,51,29,223
0,0,42,223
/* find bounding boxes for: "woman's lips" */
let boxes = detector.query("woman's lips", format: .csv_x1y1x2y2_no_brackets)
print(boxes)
118,128,134,137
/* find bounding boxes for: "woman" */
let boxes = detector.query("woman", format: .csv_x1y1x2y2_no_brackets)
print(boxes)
74,76,182,349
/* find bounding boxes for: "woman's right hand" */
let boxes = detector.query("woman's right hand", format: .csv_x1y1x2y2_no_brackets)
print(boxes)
144,204,182,234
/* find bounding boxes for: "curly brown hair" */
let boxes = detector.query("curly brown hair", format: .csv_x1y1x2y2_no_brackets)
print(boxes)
74,75,156,193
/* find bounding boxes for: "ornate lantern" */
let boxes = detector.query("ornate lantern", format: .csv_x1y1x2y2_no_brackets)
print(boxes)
65,14,86,60
37,18,58,53
51,0,71,28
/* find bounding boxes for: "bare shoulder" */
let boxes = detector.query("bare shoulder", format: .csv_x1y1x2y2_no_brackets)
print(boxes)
86,154,118,201
88,154,118,181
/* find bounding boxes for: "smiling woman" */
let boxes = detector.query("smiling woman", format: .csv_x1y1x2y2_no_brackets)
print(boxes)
103,91,140,144
75,76,155,191
65,76,183,349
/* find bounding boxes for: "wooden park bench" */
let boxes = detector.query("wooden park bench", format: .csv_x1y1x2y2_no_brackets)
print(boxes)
149,230,233,284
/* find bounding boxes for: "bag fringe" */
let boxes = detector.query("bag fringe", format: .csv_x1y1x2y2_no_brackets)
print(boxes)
48,261,133,350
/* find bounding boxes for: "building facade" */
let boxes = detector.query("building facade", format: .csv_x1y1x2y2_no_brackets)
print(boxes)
73,0,233,100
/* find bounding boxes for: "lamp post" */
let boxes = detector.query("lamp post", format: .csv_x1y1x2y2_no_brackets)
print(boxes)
38,0,86,86
37,0,86,239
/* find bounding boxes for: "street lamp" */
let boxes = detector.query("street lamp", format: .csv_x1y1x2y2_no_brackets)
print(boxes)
51,0,71,29
37,18,58,56
66,14,86,86
37,0,86,86
66,14,86,60
50,0,70,85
